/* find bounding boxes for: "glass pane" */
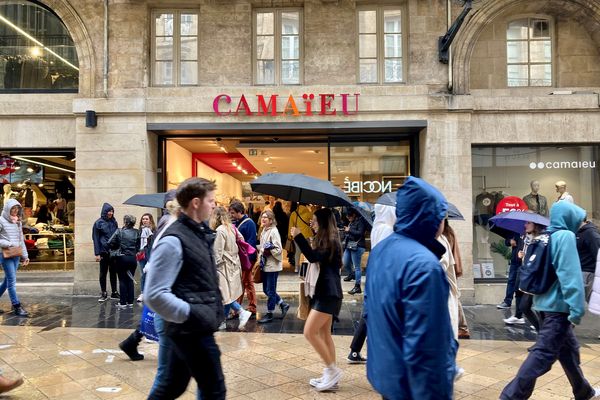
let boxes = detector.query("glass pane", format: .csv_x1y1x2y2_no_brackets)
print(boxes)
154,61,173,85
384,10,401,33
385,59,402,82
256,36,274,60
507,19,528,40
358,10,376,34
180,61,198,85
530,40,551,63
530,64,552,86
256,12,274,35
506,41,528,63
282,35,299,59
531,19,550,39
155,13,174,36
181,14,197,36
359,34,377,58
180,37,197,60
281,61,300,84
155,37,173,60
385,34,402,57
507,64,528,87
256,60,275,84
359,59,377,83
281,12,300,34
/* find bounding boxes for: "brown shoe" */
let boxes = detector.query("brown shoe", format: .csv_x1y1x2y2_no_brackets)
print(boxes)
0,375,24,393
458,327,471,339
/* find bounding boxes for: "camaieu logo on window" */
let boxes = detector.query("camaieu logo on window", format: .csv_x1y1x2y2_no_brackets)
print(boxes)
529,161,597,169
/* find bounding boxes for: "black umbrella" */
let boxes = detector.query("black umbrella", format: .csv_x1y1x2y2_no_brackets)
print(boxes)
124,193,169,209
251,173,354,208
375,191,464,221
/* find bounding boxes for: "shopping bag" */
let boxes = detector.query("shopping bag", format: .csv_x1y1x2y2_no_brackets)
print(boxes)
297,282,310,320
139,305,159,342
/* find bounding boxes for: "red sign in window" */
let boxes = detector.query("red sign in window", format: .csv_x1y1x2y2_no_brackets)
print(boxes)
495,196,529,214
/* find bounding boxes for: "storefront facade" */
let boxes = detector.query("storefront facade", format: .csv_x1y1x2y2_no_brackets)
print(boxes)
1,0,599,302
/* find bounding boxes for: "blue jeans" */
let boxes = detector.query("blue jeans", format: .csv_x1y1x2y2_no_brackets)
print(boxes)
262,271,281,312
149,315,202,400
343,247,366,285
0,255,20,305
503,263,519,306
138,259,147,292
223,301,242,317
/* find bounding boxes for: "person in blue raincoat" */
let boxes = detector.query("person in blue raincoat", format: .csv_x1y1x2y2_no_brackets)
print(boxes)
365,176,457,400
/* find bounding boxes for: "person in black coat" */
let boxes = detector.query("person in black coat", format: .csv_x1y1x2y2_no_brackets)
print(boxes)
272,201,289,248
291,208,344,392
342,208,368,295
577,220,600,302
108,215,140,308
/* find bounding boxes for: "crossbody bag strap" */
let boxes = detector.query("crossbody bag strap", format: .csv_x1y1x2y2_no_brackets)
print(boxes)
295,210,309,226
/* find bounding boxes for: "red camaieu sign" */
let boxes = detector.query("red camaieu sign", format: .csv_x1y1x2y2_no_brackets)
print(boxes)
495,196,529,214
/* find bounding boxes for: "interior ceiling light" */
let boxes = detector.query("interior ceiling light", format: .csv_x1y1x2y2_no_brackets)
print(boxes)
237,165,242,171
12,156,75,174
26,167,34,173
0,13,79,71
242,170,248,174
232,161,237,166
220,146,227,152
264,157,270,162
38,183,44,187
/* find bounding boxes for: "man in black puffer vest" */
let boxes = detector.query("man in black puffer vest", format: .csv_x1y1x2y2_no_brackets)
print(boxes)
145,177,225,400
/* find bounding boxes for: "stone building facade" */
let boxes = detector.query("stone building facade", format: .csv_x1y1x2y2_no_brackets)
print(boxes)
1,0,600,303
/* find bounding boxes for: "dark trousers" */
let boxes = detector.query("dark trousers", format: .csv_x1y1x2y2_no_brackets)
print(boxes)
116,255,137,305
262,271,281,312
501,312,594,400
515,291,540,331
350,315,367,353
99,253,118,294
503,263,519,306
148,333,225,400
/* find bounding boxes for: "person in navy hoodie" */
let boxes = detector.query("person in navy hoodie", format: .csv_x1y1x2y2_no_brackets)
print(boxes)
92,202,119,302
365,176,457,400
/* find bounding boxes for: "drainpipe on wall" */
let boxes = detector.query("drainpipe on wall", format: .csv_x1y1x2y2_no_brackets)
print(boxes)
103,0,108,98
447,0,453,93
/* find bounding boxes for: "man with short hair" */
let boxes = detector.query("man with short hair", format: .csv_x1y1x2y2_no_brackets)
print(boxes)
229,200,258,316
92,203,119,302
145,177,225,400
576,219,600,303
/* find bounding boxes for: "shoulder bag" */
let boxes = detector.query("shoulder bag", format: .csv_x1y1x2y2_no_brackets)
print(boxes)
108,229,123,259
234,226,256,271
2,222,23,259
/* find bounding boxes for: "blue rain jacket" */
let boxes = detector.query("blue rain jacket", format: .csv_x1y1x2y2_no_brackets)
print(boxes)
365,177,457,400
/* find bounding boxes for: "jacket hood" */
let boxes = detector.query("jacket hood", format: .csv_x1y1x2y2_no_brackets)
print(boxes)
548,201,586,234
394,177,448,250
101,203,114,220
578,221,598,235
371,204,396,248
2,198,21,221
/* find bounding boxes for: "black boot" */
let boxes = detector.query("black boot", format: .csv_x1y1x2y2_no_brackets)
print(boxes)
119,330,144,361
12,304,29,317
343,274,355,282
257,312,274,324
280,302,290,319
348,285,362,295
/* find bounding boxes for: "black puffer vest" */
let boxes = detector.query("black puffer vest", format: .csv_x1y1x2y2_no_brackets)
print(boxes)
162,213,224,335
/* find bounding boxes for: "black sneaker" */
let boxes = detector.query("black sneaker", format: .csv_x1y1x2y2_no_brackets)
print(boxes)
347,351,367,364
343,274,355,282
111,292,120,300
280,302,290,319
348,285,362,295
12,304,29,317
496,302,511,309
257,312,274,324
98,292,108,303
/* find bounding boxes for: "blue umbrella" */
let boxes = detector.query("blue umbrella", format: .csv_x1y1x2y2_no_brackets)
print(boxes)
375,191,464,221
489,211,550,235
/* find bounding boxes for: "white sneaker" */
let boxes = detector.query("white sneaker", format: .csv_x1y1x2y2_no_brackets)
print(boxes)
238,310,251,331
315,367,342,392
503,316,525,325
455,367,465,381
591,388,600,399
218,321,226,331
137,294,143,303
309,378,338,390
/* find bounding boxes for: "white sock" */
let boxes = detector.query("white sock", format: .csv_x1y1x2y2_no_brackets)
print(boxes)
277,299,284,305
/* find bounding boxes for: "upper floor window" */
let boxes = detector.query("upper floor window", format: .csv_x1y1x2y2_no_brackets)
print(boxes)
0,1,78,91
152,10,198,86
358,7,403,84
506,17,552,87
254,9,302,85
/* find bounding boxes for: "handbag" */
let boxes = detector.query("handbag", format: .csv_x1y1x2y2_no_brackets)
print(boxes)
139,305,159,342
108,229,122,259
346,240,359,251
252,263,262,284
234,226,256,271
2,222,23,259
297,282,310,320
135,250,146,262
284,238,295,253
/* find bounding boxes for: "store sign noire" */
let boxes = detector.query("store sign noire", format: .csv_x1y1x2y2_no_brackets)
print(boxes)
213,93,360,117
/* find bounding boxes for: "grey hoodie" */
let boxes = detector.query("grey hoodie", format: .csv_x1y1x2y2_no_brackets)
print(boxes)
0,199,28,259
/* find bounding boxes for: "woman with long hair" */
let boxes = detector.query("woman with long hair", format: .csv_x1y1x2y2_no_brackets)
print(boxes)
257,209,290,324
210,206,252,331
137,213,156,303
291,208,344,391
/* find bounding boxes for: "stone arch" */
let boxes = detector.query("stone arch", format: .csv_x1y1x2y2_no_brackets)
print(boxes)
452,0,600,94
35,0,97,97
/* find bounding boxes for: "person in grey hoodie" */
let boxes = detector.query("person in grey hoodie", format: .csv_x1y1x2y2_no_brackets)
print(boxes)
92,203,119,302
0,199,30,316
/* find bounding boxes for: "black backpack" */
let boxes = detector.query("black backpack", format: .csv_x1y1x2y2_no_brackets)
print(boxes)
518,232,557,295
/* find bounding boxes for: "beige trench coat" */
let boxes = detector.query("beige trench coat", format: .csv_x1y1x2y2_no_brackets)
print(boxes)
214,224,244,305
259,226,283,272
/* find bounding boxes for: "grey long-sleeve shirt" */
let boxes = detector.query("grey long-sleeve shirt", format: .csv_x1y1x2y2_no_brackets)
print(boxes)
144,235,191,323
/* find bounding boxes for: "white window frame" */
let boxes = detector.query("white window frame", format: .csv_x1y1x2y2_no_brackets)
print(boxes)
151,9,200,87
356,5,406,84
253,8,303,86
506,15,554,87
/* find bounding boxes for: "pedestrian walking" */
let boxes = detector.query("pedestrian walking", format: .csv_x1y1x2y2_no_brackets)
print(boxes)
137,213,156,303
92,203,119,302
210,206,252,331
497,234,523,309
365,176,457,400
229,200,258,317
289,203,313,273
501,201,600,400
0,199,30,316
291,208,344,392
576,219,600,302
257,209,290,323
108,215,140,309
145,177,226,400
342,208,368,295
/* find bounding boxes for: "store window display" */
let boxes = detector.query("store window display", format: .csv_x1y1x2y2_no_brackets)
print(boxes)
472,145,599,281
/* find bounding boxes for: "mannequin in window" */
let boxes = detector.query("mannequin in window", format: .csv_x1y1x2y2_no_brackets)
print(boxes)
3,184,17,205
555,180,574,203
21,182,37,219
53,192,66,224
522,180,548,216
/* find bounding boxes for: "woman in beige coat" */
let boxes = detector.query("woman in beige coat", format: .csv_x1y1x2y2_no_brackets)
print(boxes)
210,206,252,331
